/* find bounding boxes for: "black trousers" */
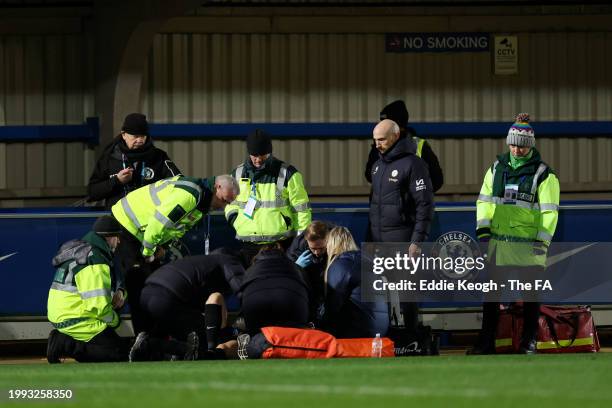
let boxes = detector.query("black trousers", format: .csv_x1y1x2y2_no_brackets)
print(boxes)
58,328,128,363
140,284,205,340
481,301,540,343
241,277,310,335
114,229,161,334
480,264,543,343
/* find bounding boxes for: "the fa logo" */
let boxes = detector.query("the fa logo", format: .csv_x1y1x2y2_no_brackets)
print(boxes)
391,169,398,177
372,165,379,175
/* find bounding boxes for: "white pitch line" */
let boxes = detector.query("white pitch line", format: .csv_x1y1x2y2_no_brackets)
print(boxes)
39,380,612,401
207,381,490,398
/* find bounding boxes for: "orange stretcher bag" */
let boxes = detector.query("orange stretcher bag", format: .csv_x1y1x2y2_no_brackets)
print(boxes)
258,326,394,359
335,337,395,358
260,326,338,359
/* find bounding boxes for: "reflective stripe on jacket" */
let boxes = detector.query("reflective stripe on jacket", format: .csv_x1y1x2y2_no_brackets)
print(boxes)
47,231,120,342
413,136,425,158
225,156,311,243
476,148,560,266
111,176,210,257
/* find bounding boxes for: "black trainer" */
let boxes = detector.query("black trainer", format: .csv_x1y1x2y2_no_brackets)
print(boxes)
466,343,496,355
183,332,199,361
519,339,537,355
129,332,150,362
466,334,496,355
237,333,251,360
46,329,63,364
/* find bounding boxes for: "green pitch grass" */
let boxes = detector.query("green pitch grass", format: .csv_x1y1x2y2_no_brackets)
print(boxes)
1,354,611,408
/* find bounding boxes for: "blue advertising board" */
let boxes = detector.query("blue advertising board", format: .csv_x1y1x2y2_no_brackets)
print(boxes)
1,202,611,316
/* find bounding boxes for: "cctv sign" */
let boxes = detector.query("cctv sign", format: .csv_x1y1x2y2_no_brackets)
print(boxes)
493,35,518,75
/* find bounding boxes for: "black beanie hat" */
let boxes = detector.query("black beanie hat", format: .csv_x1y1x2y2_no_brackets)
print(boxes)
246,129,273,155
92,216,122,237
121,113,149,136
379,100,409,128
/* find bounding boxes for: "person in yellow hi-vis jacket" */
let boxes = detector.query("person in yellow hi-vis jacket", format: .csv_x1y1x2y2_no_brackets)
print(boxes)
111,174,239,333
46,216,126,363
469,113,560,355
225,129,311,263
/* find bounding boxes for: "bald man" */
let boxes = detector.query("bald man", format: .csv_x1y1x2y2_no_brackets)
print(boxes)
368,119,435,331
369,119,434,251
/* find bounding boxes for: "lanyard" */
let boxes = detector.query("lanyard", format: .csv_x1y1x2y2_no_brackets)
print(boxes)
120,154,129,196
204,214,210,255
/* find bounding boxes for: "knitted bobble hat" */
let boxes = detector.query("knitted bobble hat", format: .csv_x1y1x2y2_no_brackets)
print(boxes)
506,113,535,147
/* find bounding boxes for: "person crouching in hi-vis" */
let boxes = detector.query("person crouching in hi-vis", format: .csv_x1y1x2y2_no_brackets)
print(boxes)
469,113,560,355
111,174,239,334
225,129,312,264
46,216,127,363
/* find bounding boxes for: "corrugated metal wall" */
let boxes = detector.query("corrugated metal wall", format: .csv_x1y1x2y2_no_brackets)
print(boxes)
142,32,612,194
1,26,610,201
0,34,95,195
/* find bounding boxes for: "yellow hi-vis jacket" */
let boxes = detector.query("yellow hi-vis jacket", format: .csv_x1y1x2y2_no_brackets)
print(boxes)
413,136,425,158
111,176,212,257
476,149,560,267
47,232,120,342
225,156,311,243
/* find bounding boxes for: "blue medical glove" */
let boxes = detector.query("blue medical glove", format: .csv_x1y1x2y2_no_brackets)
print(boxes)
296,250,314,268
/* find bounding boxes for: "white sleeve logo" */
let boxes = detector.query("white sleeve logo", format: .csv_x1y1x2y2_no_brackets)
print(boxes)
415,178,426,191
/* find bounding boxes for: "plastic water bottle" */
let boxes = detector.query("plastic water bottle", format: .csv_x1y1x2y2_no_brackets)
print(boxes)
371,333,382,358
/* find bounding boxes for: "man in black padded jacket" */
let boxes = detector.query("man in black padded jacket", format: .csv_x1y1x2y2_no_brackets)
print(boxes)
87,113,181,210
368,119,435,334
365,100,443,193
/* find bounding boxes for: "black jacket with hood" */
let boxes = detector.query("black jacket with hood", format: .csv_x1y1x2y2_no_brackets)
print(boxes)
87,137,181,209
364,128,444,193
369,136,435,243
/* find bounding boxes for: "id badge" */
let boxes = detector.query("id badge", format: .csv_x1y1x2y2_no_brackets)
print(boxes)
503,184,519,203
244,195,257,219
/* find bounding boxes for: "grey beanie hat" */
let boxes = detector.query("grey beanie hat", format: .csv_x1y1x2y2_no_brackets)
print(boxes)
506,113,535,147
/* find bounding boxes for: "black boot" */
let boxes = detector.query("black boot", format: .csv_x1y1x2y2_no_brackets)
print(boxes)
520,302,540,354
467,302,499,355
467,332,496,355
183,332,199,361
47,329,63,364
519,338,537,354
46,329,75,364
129,332,151,362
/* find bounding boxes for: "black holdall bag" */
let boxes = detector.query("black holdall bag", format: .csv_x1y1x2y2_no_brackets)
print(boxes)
386,285,439,356
387,324,439,357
